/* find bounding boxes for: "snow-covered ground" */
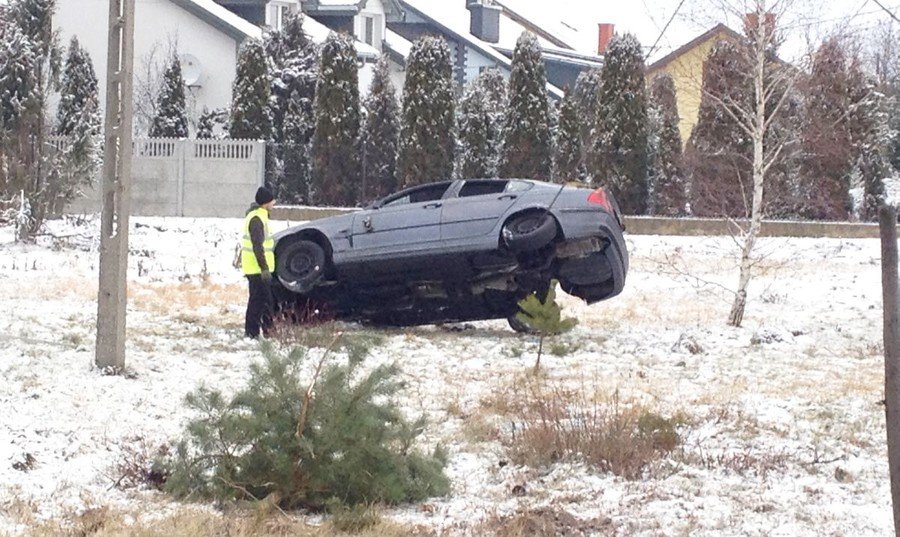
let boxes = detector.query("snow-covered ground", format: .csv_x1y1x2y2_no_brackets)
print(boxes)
0,216,889,535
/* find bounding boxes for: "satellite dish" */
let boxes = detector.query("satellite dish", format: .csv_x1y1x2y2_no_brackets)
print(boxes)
180,54,203,87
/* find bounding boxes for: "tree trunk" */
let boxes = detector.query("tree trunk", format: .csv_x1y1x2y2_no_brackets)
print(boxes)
728,13,767,328
881,204,900,535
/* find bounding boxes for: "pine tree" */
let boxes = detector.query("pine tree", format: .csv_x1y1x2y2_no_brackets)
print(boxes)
397,36,456,188
163,337,450,509
684,40,753,218
554,88,583,182
647,73,686,215
230,38,272,140
515,282,577,373
266,12,318,202
149,54,188,138
457,71,504,179
310,32,360,206
589,33,649,214
500,32,553,180
361,57,400,201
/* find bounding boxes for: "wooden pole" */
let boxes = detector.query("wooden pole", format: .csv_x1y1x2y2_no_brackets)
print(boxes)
95,0,135,371
881,204,900,535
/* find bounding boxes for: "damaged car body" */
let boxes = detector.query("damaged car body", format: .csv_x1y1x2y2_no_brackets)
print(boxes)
271,179,628,330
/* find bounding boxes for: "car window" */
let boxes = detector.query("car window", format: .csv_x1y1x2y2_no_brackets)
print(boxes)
381,182,451,208
505,180,533,193
459,180,508,197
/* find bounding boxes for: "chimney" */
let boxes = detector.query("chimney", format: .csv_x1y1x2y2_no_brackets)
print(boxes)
467,0,501,44
598,23,614,55
744,12,776,40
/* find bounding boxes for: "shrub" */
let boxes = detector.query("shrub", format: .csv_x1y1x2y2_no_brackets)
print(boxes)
506,385,684,479
161,336,449,510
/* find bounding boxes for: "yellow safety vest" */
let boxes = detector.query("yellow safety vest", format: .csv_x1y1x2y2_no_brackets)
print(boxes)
241,207,275,275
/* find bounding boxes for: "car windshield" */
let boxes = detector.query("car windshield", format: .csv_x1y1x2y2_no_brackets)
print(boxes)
380,182,452,208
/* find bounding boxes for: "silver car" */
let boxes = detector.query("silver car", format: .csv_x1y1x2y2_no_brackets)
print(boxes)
272,178,628,329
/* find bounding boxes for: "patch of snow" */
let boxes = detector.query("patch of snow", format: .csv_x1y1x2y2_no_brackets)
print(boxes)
0,217,890,535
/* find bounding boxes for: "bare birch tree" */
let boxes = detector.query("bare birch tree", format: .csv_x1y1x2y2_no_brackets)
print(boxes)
695,0,804,326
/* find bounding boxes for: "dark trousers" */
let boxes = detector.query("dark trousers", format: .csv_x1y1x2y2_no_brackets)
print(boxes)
245,275,274,338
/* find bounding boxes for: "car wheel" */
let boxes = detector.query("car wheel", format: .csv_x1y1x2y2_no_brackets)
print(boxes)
502,212,557,253
276,239,326,292
507,314,536,334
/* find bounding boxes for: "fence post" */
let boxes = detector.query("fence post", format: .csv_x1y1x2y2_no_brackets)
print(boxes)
257,140,266,188
881,204,900,536
176,139,187,216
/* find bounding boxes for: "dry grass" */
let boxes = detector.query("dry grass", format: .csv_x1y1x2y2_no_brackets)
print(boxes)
479,506,614,537
129,282,243,321
470,374,687,479
15,502,431,537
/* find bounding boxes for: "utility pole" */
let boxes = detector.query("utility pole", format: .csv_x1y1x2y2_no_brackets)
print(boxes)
96,0,135,371
881,204,900,535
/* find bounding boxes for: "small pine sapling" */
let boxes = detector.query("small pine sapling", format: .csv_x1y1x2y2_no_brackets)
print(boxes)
515,282,577,373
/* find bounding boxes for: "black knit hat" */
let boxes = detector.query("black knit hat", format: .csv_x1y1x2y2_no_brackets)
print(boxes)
255,186,274,205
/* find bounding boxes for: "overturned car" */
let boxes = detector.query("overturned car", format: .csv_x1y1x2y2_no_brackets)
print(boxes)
272,178,628,330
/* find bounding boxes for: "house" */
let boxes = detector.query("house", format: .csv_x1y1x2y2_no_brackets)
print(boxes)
646,23,743,142
54,0,379,134
294,0,608,97
54,0,262,133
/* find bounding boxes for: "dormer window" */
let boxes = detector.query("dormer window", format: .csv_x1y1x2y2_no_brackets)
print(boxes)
266,1,295,31
355,12,382,50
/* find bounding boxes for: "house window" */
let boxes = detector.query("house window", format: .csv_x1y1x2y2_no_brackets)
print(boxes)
364,16,375,45
355,13,381,49
267,1,293,31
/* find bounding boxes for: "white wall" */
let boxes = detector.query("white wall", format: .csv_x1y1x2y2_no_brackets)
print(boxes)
462,45,508,86
53,0,242,136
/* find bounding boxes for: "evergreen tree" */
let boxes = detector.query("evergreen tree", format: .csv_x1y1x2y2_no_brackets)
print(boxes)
852,85,890,221
51,36,100,214
311,32,360,206
574,69,602,157
196,107,216,139
397,36,456,188
684,40,753,218
515,282,577,373
149,54,188,138
554,88,583,182
647,73,686,215
266,12,318,202
361,57,400,201
500,32,553,180
589,33,649,214
795,39,856,220
0,0,62,239
163,338,450,509
457,68,506,179
230,38,271,140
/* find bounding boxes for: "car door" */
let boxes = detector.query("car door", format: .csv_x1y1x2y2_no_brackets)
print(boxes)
441,180,528,245
350,182,451,257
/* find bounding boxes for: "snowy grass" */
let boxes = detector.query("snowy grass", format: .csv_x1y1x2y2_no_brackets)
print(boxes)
0,216,890,536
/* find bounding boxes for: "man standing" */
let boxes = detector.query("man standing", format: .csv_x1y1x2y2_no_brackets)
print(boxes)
242,186,276,339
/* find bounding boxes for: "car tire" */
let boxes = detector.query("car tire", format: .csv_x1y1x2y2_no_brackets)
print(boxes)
502,212,557,253
276,239,326,292
507,314,536,334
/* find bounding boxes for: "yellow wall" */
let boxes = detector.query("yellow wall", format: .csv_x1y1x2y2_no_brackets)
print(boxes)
648,31,732,143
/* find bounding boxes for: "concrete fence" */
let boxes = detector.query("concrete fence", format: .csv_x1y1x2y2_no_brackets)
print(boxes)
64,137,265,218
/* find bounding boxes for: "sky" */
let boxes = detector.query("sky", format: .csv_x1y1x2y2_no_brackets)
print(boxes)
512,0,898,62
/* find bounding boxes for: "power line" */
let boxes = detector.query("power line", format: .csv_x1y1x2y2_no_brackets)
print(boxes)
870,0,900,21
645,0,688,60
